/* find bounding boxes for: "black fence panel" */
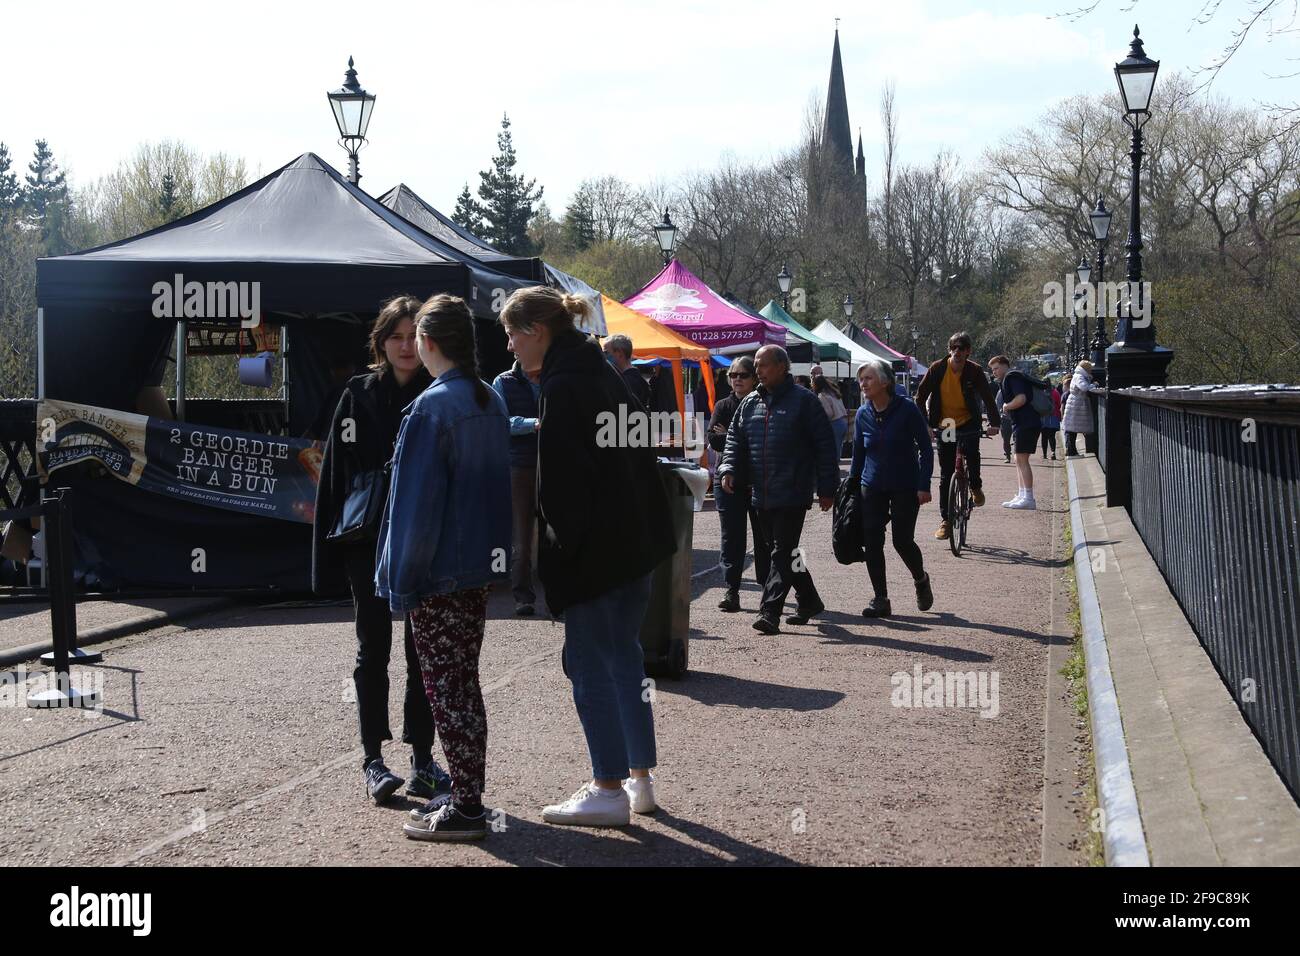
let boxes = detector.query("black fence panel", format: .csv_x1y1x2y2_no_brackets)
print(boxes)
0,400,38,511
1124,388,1300,798
1097,392,1107,473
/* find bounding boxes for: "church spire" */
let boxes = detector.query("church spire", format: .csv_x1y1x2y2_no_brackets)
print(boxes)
823,27,854,175
855,128,866,177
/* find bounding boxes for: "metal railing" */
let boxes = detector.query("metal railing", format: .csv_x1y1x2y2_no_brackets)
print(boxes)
1096,392,1107,473
1120,385,1300,798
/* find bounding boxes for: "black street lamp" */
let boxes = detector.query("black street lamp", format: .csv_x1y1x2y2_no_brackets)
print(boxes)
1075,260,1091,363
1068,294,1079,365
777,263,792,312
1089,195,1113,378
327,57,376,186
883,313,893,348
842,295,854,330
654,210,679,265
910,326,920,351
1113,25,1159,347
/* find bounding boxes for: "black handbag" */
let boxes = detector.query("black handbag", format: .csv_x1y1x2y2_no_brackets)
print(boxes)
831,475,865,564
326,468,389,544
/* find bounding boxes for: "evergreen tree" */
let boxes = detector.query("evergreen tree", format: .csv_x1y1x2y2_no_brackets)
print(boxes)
562,183,596,252
159,172,179,221
451,182,483,235
475,114,543,255
23,139,72,252
0,142,19,211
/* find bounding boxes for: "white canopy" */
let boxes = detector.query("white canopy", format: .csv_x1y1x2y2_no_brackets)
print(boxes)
811,320,877,367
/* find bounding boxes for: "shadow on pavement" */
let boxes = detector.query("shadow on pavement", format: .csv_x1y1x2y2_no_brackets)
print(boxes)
471,809,798,866
958,545,1067,569
815,622,996,661
0,663,143,763
654,669,844,711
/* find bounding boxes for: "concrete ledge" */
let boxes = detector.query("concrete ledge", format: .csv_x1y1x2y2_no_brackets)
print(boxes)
1069,455,1300,866
0,597,236,669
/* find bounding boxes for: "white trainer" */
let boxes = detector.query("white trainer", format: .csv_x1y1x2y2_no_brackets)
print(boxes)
1007,495,1037,510
542,783,630,827
624,775,657,814
1001,494,1025,508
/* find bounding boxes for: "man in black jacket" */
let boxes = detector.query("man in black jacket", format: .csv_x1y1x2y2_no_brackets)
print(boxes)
912,331,1000,541
717,345,839,634
602,333,652,412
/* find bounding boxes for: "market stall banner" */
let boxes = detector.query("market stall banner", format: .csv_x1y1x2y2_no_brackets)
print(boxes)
35,400,322,524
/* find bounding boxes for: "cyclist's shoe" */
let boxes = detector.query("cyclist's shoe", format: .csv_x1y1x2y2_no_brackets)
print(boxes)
934,520,951,540
971,488,985,507
914,574,934,612
861,597,892,618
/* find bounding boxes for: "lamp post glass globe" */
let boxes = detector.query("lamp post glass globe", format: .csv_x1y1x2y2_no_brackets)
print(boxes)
1090,196,1112,242
777,264,792,295
1115,25,1159,117
842,295,854,319
1076,257,1092,286
328,57,376,185
654,210,678,263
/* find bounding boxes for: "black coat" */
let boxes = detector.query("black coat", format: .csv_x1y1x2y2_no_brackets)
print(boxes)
707,392,742,454
536,331,675,615
311,368,431,595
913,358,999,431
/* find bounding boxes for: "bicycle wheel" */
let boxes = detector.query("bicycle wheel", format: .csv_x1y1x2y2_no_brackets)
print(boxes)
948,474,967,557
959,482,971,550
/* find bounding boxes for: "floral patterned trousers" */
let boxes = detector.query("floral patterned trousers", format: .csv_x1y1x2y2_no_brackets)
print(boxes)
408,587,490,804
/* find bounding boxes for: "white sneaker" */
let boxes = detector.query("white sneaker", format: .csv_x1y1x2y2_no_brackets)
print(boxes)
1001,494,1025,508
624,775,657,814
1007,495,1037,510
542,782,630,827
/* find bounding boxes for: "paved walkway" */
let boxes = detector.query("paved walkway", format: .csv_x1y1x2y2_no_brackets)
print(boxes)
0,440,1079,866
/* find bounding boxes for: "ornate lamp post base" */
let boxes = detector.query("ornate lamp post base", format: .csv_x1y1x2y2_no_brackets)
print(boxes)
1102,343,1175,509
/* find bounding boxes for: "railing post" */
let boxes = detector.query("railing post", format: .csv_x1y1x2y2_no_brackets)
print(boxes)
1103,346,1174,511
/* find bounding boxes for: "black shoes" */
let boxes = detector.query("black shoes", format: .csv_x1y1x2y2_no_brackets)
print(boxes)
718,589,740,612
914,574,934,612
785,600,825,625
752,615,780,634
515,603,535,617
861,597,892,618
406,756,453,800
409,792,454,820
363,759,404,805
403,802,488,842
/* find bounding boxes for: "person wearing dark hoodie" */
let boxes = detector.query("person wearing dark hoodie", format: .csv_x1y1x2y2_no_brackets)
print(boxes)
377,293,512,842
312,295,445,807
500,286,675,828
491,360,542,616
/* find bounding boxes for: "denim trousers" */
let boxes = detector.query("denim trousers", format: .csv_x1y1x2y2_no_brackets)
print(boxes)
562,572,657,780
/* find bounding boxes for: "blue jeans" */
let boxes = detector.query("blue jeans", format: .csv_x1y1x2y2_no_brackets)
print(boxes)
562,572,657,780
831,418,848,460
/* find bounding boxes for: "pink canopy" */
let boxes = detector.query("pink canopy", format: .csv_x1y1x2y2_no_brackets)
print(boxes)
863,327,924,374
623,260,785,350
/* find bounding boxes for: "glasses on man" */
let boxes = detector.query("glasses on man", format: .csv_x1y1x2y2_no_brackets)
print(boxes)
728,372,754,380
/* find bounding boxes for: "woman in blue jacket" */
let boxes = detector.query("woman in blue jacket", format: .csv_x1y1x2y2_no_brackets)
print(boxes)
848,358,936,619
375,294,512,843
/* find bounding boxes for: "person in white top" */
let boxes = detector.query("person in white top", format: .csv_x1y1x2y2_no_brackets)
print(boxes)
812,371,850,460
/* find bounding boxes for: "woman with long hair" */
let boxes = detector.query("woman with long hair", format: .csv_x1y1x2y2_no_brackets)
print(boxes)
376,294,512,842
312,296,443,807
813,374,850,461
500,287,675,827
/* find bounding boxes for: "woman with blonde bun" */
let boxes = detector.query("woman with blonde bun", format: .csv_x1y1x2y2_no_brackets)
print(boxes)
501,287,675,828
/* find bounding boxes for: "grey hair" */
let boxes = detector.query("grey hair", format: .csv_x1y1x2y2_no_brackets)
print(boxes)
728,355,755,375
605,333,634,359
857,358,894,388
755,345,791,371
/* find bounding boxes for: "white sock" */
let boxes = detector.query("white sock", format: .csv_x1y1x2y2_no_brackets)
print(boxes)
1023,488,1035,500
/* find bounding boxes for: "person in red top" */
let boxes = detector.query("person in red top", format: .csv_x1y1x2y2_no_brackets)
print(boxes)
1040,383,1062,460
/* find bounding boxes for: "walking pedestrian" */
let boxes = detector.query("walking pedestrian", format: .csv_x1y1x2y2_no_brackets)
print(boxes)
312,295,444,807
987,355,1042,510
376,293,512,842
1040,382,1062,460
912,331,1000,541
813,374,850,461
491,360,542,616
1062,361,1104,457
708,357,770,612
717,345,840,634
501,287,675,827
999,390,1014,462
850,359,935,618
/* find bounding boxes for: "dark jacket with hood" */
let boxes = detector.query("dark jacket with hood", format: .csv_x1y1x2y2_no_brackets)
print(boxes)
491,361,541,468
716,373,839,510
536,330,675,615
311,367,431,595
913,357,999,432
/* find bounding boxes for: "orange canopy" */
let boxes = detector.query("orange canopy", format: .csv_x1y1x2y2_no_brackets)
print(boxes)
599,294,716,421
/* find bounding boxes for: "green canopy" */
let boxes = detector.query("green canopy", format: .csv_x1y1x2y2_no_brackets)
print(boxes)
758,300,851,363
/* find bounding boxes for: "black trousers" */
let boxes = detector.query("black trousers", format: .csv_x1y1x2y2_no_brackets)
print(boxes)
860,487,927,598
936,427,983,521
1040,428,1057,456
344,543,435,761
757,506,823,619
716,486,770,592
1065,431,1079,456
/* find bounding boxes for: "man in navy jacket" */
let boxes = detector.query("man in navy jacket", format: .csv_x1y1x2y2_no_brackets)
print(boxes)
718,346,839,634
491,361,542,615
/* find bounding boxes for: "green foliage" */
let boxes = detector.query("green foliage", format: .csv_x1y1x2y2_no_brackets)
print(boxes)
451,182,481,235
562,183,596,252
0,143,19,210
474,114,543,256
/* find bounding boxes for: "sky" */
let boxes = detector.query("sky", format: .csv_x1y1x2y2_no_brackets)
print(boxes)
10,0,1300,217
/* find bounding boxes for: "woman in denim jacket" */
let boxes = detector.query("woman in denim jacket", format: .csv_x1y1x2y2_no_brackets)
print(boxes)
375,294,512,843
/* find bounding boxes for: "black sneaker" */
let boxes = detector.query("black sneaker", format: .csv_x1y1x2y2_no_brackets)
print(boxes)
861,597,892,618
718,589,740,612
406,756,453,800
515,603,535,617
409,791,454,821
403,802,488,842
363,759,404,805
752,615,780,634
785,600,825,625
914,574,934,612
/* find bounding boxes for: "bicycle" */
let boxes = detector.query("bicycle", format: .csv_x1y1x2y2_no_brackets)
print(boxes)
948,442,974,557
